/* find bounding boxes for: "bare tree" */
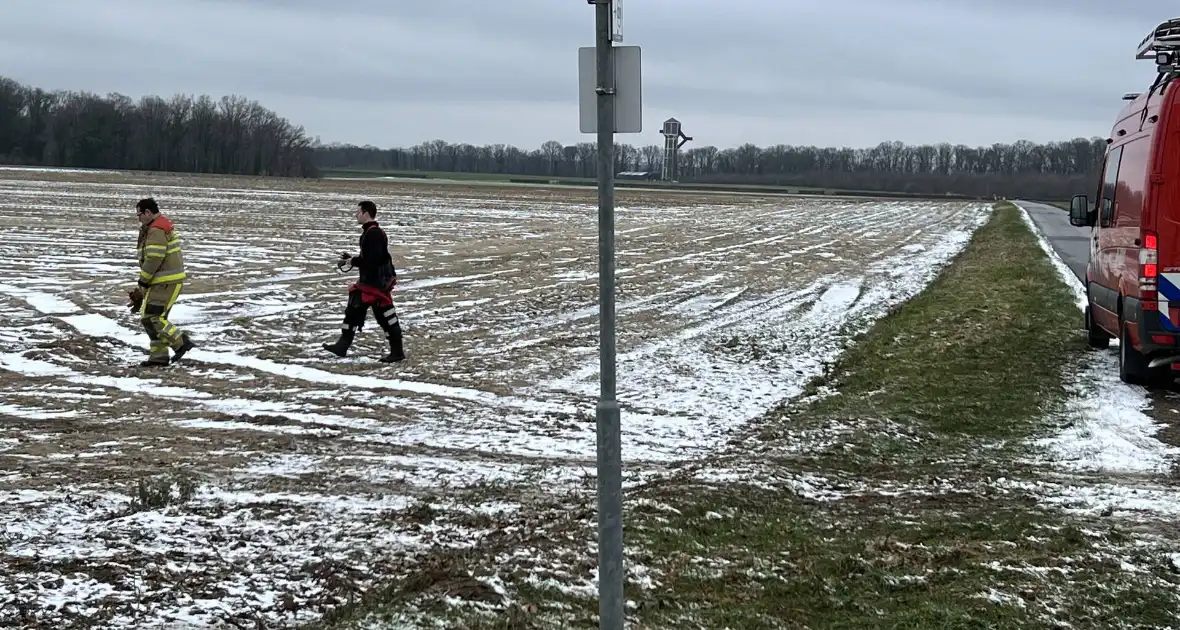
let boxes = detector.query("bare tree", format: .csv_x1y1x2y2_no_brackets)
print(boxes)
0,75,318,177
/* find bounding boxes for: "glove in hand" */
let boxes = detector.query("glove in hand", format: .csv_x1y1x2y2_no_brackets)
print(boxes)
127,287,144,313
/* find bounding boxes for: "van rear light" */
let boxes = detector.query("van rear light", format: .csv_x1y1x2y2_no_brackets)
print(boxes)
1140,230,1160,296
1152,335,1175,344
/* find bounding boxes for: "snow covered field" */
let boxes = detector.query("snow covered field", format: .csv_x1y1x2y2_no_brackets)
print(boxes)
0,169,991,628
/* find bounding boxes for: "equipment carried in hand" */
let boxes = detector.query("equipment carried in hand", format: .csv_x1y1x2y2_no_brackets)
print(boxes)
336,251,354,273
127,287,144,313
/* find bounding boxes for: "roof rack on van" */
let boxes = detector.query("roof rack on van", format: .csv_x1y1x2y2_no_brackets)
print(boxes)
1131,19,1180,132
1137,17,1180,61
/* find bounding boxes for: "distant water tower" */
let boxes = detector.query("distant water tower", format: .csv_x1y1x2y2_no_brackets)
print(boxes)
660,118,692,182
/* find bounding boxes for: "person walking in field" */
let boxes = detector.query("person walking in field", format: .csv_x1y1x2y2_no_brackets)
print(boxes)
126,197,195,367
322,200,406,363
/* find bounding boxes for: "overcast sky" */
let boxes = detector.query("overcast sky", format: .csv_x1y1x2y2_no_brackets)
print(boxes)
0,0,1174,150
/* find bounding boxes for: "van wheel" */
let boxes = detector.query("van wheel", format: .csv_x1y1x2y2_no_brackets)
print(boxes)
1119,323,1169,386
1085,306,1110,349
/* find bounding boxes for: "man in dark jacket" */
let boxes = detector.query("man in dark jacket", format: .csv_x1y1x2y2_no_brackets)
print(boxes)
322,200,406,363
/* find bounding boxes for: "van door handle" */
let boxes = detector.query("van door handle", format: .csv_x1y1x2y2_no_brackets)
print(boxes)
1135,238,1142,246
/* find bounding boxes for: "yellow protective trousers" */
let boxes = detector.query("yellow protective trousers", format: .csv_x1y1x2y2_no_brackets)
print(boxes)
139,282,186,362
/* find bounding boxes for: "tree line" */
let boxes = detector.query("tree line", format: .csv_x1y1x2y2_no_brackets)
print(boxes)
314,137,1110,199
0,75,1110,199
0,76,319,177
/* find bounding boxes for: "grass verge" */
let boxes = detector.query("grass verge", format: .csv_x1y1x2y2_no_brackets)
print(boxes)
308,202,1180,629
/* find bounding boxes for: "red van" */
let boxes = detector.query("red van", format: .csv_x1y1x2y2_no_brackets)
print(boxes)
1071,17,1180,386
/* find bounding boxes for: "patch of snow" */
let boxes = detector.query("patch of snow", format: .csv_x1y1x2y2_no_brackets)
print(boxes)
0,403,79,419
1013,202,1180,510
1039,356,1180,475
978,587,1028,608
998,476,1180,520
0,352,384,434
0,286,576,414
0,486,443,628
0,283,79,315
695,466,849,501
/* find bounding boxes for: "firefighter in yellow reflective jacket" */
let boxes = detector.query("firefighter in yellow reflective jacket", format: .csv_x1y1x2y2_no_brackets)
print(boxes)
133,198,195,367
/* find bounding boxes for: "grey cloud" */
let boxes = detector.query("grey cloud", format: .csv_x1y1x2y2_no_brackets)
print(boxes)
0,0,1175,149
912,0,1175,23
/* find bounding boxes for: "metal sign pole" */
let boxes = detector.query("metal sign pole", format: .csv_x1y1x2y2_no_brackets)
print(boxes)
594,0,623,628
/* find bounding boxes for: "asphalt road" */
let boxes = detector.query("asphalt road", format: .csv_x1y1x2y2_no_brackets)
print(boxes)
1015,200,1091,281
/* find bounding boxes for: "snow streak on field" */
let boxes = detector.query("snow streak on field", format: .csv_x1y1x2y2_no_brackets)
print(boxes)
0,169,990,628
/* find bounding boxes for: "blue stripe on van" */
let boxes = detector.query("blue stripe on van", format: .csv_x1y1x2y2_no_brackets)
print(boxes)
1160,273,1180,301
1161,311,1180,332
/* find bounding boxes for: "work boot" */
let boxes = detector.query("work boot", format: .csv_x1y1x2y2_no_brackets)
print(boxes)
379,351,405,363
379,323,406,363
141,340,170,367
322,328,356,357
171,333,195,362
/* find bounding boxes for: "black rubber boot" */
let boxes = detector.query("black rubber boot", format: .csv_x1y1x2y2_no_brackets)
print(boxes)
172,333,196,362
379,323,405,363
322,328,356,357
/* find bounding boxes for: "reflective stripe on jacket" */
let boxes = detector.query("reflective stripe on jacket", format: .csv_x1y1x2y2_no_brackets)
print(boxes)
137,216,186,285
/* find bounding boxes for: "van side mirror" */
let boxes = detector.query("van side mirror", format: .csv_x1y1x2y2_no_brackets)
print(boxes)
1069,194,1092,227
